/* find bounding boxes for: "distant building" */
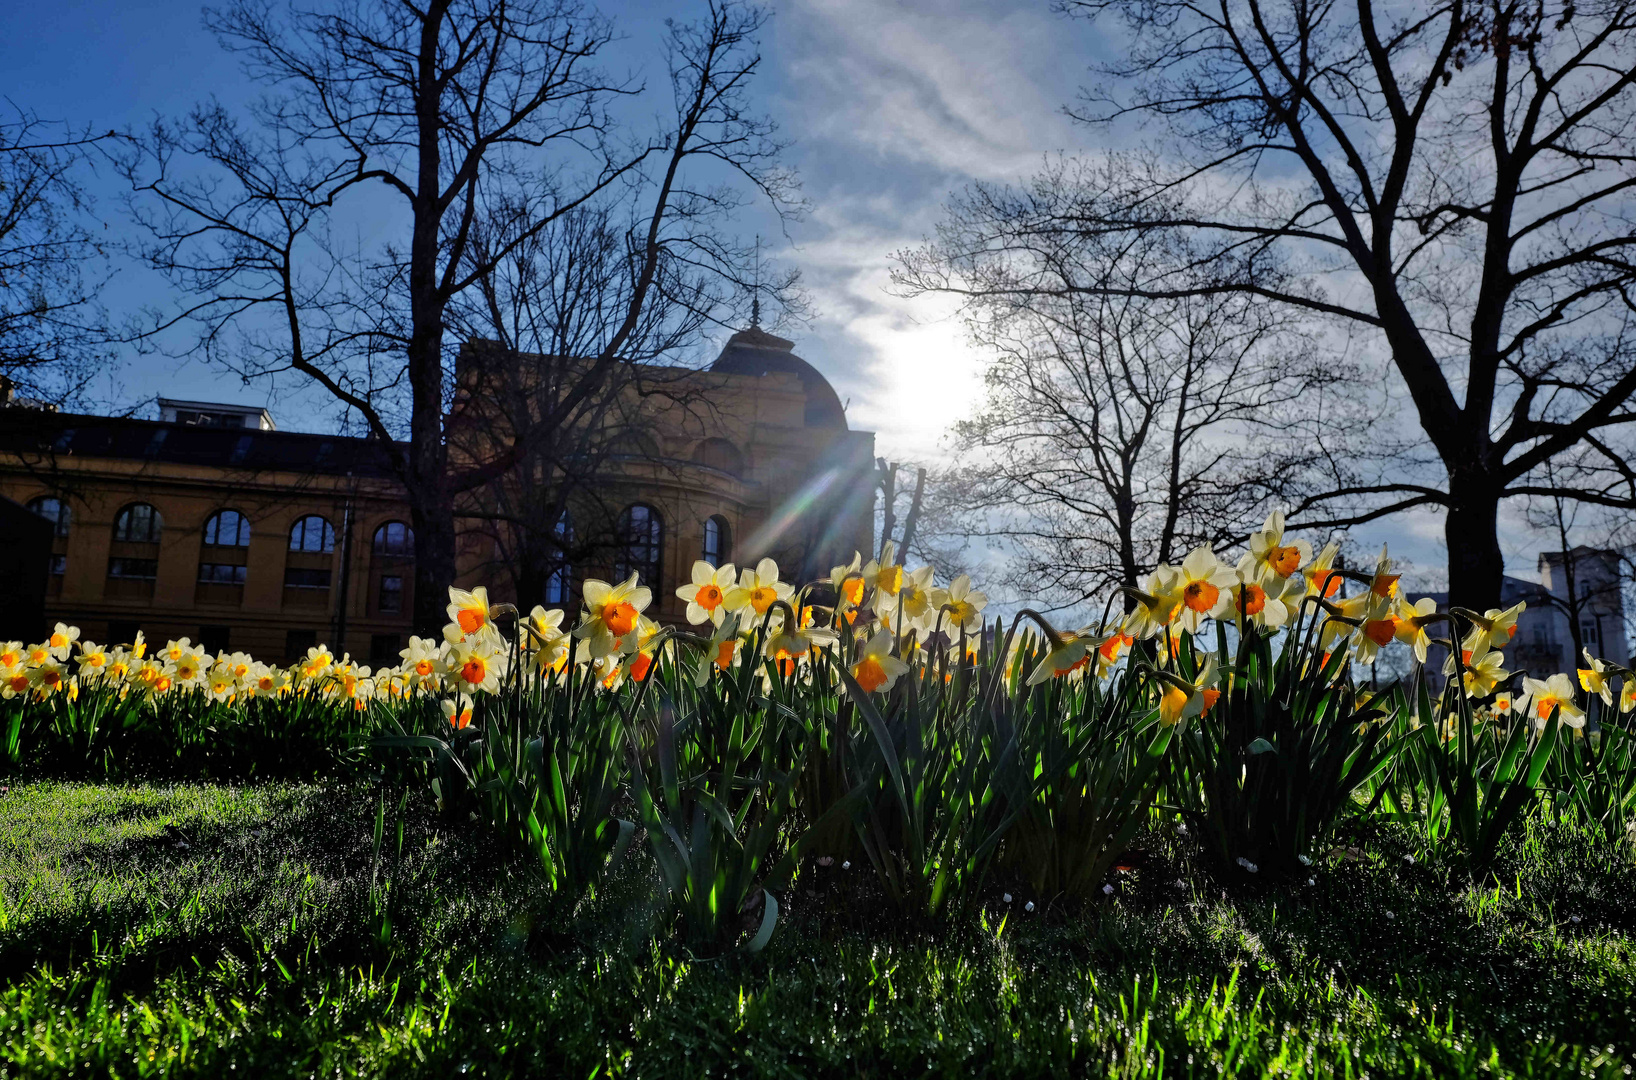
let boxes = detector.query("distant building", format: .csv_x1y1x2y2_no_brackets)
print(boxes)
1419,547,1631,681
0,329,875,664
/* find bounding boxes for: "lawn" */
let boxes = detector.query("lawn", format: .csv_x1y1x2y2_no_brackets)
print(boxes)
4,780,1633,1078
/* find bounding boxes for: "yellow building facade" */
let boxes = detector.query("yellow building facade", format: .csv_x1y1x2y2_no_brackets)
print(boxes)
0,329,876,663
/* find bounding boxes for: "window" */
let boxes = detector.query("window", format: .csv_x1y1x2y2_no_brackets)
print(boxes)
198,563,248,586
27,497,70,537
203,509,251,547
114,503,162,543
108,557,159,580
703,515,731,568
372,521,414,557
285,629,317,663
1582,617,1601,649
615,504,663,589
545,510,574,606
199,625,231,654
284,567,332,590
289,515,336,553
379,574,404,613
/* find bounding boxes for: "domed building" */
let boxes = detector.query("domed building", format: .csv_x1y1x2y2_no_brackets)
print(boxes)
0,331,878,658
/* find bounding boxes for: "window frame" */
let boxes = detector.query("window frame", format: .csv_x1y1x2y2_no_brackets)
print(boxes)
288,515,336,553
113,503,163,544
614,504,663,590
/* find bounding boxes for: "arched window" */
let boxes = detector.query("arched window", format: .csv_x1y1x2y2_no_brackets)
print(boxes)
202,509,251,547
113,503,162,543
545,510,573,605
289,515,336,553
27,496,70,537
693,437,744,476
614,504,663,589
372,521,414,556
198,509,251,601
703,515,731,568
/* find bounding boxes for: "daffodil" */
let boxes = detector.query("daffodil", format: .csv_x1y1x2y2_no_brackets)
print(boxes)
861,542,906,615
1302,542,1343,600
446,638,507,695
399,636,445,688
693,615,745,687
45,622,80,659
1520,673,1585,729
1232,573,1297,630
575,573,653,657
1392,596,1441,663
1238,510,1312,587
850,628,912,694
524,606,570,674
442,694,475,730
74,641,109,679
829,552,865,621
1174,546,1237,633
723,558,793,623
1157,655,1219,727
1577,650,1615,707
27,659,68,697
1460,649,1509,699
444,585,492,643
894,565,937,628
764,621,836,674
676,560,738,626
1026,630,1099,685
1123,566,1184,639
930,574,988,635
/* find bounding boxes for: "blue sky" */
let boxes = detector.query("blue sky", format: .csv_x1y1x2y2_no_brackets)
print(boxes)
2,0,1558,591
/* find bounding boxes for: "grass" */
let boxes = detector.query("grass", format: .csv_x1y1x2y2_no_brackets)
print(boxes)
2,781,1635,1078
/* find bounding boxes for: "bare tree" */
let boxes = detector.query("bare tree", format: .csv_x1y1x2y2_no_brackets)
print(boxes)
445,198,801,600
117,0,798,629
897,168,1361,607
994,0,1636,611
0,105,117,406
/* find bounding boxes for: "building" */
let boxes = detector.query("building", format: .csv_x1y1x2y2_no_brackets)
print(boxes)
1419,548,1631,682
0,329,876,664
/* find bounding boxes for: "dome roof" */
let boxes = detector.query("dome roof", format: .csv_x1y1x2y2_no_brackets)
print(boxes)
709,327,847,428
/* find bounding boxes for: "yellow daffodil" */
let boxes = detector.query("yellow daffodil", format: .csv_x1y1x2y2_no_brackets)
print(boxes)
399,636,444,688
676,560,738,626
851,628,911,694
861,542,905,615
525,606,570,674
575,573,653,657
1124,566,1184,639
442,694,476,730
722,557,793,622
1174,545,1237,634
1392,596,1440,663
931,574,988,635
1238,510,1312,587
1577,649,1615,707
444,585,492,643
1157,655,1219,727
1460,650,1509,699
446,638,507,695
1520,673,1585,729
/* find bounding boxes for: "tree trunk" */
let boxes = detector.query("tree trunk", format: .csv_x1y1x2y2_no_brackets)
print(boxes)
1444,473,1504,613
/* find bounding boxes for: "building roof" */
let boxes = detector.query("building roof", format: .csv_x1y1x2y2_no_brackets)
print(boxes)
0,409,403,479
708,327,849,429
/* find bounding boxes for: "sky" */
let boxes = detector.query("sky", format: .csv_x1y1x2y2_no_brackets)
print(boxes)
0,0,1560,593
